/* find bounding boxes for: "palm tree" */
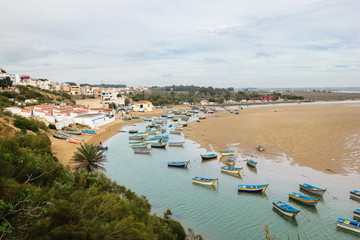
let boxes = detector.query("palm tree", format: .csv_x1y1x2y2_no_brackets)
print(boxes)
71,143,107,172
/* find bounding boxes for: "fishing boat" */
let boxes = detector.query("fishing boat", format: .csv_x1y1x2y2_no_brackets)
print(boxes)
246,159,257,168
354,209,360,219
170,130,181,134
53,133,69,140
299,183,327,196
96,146,108,150
168,160,190,168
336,218,360,233
129,141,144,146
161,115,168,118
151,143,167,148
134,148,151,154
182,123,188,127
220,166,242,174
67,130,82,135
161,128,166,133
131,143,148,148
227,157,236,167
131,116,140,119
143,118,151,122
238,184,269,193
219,150,235,156
192,177,218,186
66,138,81,144
169,141,185,147
200,153,217,160
59,130,71,136
129,130,138,134
198,116,206,119
121,118,132,121
258,145,264,152
129,135,144,140
82,129,96,135
145,138,161,143
350,190,360,200
288,192,319,206
272,201,300,218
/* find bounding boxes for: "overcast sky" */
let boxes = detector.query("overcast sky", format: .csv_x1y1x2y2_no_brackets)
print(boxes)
1,0,359,88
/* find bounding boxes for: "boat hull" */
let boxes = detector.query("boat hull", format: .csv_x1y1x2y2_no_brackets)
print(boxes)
169,142,184,147
246,162,257,168
354,211,360,219
192,179,217,186
168,161,189,168
289,194,319,206
238,185,268,193
201,154,217,160
350,192,360,200
337,218,360,234
272,202,299,218
134,149,151,154
300,184,326,196
221,168,242,174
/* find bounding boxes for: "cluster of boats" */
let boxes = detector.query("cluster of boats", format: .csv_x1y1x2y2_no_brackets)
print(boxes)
52,129,85,144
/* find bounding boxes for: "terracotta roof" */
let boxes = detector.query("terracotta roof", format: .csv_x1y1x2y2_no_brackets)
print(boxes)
34,104,58,109
53,106,73,111
136,100,152,103
45,113,53,116
70,109,89,113
25,106,35,109
12,107,22,110
21,109,30,113
34,109,44,112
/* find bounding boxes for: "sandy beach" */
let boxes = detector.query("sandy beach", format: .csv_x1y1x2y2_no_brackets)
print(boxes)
184,103,360,174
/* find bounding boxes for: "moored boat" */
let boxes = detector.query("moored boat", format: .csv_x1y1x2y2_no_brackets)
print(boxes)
170,130,181,134
121,118,132,121
82,129,96,135
299,183,327,196
129,135,144,140
131,116,140,119
336,218,360,234
238,184,269,193
151,143,167,148
227,157,236,167
246,159,257,168
198,116,206,119
67,130,82,135
96,146,108,150
53,133,69,140
219,150,235,156
134,148,151,154
258,145,264,152
350,190,360,200
220,166,242,174
200,153,217,160
169,141,185,147
145,138,161,143
272,201,300,218
354,209,360,219
129,141,144,146
129,130,138,134
168,160,190,168
192,177,218,186
288,192,319,206
131,143,148,149
66,138,81,144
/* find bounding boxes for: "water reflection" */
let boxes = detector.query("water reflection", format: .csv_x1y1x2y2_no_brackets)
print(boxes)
220,170,243,179
192,183,218,191
272,207,299,226
288,198,319,214
237,191,268,199
299,188,325,202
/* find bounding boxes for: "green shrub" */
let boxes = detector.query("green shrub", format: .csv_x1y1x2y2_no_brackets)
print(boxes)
49,124,56,130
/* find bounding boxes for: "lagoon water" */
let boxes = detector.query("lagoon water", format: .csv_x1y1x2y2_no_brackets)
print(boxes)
104,119,360,240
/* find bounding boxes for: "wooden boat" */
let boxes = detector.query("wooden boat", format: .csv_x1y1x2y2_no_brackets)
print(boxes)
129,130,138,134
145,138,161,143
53,133,69,140
169,141,185,147
192,177,218,186
148,130,159,135
272,201,300,218
82,129,96,135
143,118,151,122
168,160,190,168
354,209,360,219
200,153,217,160
299,183,327,196
337,218,360,234
134,148,151,154
288,192,319,206
66,138,81,144
220,166,242,174
96,146,108,150
59,130,71,136
350,190,360,200
227,157,236,167
258,145,264,152
238,184,269,193
161,115,168,118
131,143,148,148
170,130,181,134
129,135,144,140
219,150,235,156
151,143,167,148
121,118,132,121
182,123,188,127
67,130,82,135
198,116,206,119
246,159,257,168
161,128,166,133
129,141,144,146
131,116,140,119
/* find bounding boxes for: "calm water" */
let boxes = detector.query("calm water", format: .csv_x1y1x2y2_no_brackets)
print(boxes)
104,118,360,240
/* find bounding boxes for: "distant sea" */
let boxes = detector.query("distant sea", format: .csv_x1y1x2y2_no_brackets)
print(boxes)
332,90,360,93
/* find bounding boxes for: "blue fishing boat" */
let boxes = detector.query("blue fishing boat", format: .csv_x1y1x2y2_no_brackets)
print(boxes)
227,157,236,167
131,116,140,119
53,133,69,140
143,118,151,122
129,135,144,140
246,159,257,168
220,166,242,174
133,148,151,154
67,130,82,135
131,143,148,148
129,141,144,146
238,184,269,193
350,190,360,200
96,146,108,150
219,150,235,156
145,138,161,143
121,118,131,121
82,129,96,135
129,130,138,134
161,115,168,118
200,153,217,160
192,177,218,186
168,160,190,168
151,143,167,148
337,218,360,234
288,192,319,206
300,183,327,196
354,209,360,219
258,145,264,152
169,141,185,147
272,201,300,218
170,130,181,134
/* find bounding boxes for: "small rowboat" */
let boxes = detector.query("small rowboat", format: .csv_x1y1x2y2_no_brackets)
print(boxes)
273,201,300,218
238,184,269,193
200,153,217,160
129,135,144,140
220,166,242,174
134,148,151,154
82,129,96,135
350,190,360,200
170,130,181,134
96,146,108,150
337,218,360,234
219,150,235,156
246,159,257,168
129,141,144,146
148,130,159,135
66,138,81,144
161,115,168,118
299,183,327,196
131,143,148,148
169,141,185,147
145,138,161,143
288,192,319,206
192,177,218,186
354,209,360,219
182,123,188,127
227,157,236,167
53,133,69,140
198,116,206,119
67,130,82,135
161,128,166,133
121,118,131,121
129,130,138,134
168,160,190,168
258,145,264,152
131,116,140,119
143,119,151,122
151,143,167,148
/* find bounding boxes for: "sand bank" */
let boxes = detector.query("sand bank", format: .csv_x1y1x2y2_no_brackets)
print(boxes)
184,103,360,174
